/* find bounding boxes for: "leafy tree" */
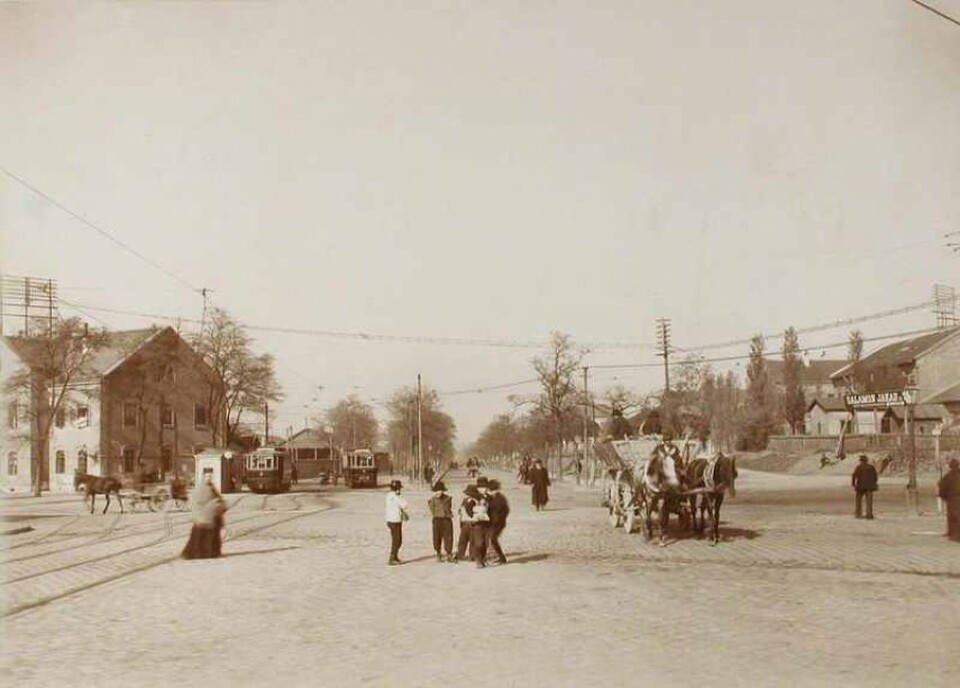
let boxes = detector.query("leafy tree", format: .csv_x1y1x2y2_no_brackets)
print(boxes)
322,395,379,451
385,385,456,477
191,308,282,446
4,317,108,496
738,334,777,450
532,332,584,480
781,327,806,435
473,413,519,463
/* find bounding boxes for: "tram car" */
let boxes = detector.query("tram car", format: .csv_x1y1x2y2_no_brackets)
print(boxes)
343,448,378,488
245,447,293,493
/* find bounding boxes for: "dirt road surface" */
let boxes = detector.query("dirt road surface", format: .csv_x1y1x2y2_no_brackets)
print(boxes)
2,469,958,687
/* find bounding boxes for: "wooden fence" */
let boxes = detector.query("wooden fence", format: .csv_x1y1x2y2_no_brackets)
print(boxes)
767,434,960,455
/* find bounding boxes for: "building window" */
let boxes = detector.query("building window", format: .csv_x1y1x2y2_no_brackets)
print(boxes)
161,446,172,474
55,407,66,428
7,402,18,430
7,451,18,476
193,403,208,430
77,449,88,474
55,450,66,474
76,405,90,428
160,405,175,428
122,447,136,473
123,402,138,428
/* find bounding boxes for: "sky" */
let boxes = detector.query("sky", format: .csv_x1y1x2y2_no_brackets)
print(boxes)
2,1,959,446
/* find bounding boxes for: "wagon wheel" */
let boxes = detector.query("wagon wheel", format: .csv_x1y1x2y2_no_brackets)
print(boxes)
607,503,622,527
624,507,637,534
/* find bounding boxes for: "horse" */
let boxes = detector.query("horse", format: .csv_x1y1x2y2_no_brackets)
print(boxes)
74,472,124,514
684,453,738,545
641,445,690,546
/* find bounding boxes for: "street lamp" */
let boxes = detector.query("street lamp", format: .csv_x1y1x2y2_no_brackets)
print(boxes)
904,385,920,514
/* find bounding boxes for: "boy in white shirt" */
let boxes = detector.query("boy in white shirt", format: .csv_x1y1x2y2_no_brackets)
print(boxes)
385,480,410,565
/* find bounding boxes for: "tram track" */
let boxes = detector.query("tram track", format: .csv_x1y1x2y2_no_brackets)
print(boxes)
3,497,335,618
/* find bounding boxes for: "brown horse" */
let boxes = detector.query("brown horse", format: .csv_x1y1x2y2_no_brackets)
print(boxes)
74,472,124,514
685,454,738,544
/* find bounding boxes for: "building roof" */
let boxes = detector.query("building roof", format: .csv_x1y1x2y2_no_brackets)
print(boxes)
807,396,848,413
831,327,960,381
767,359,847,386
2,327,211,383
884,404,949,421
924,382,960,405
282,428,330,448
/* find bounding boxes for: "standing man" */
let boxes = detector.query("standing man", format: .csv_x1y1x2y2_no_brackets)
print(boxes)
471,478,491,568
385,480,410,565
486,479,510,565
852,455,879,519
529,458,551,511
428,480,454,562
937,458,960,542
454,485,480,563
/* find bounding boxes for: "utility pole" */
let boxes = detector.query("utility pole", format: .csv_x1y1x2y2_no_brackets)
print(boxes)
656,318,672,392
906,387,919,514
264,402,270,447
200,287,211,336
656,318,672,432
417,374,423,486
581,366,589,486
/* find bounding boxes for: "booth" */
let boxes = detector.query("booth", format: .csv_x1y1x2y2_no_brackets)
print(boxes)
194,449,244,493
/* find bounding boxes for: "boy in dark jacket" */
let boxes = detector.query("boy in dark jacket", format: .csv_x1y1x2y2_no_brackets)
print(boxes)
485,479,510,564
428,481,454,562
454,485,480,563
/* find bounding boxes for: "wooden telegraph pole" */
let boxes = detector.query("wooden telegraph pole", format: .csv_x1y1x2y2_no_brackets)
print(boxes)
416,374,424,486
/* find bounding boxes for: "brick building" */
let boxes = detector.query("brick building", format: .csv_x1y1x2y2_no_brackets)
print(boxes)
1,327,221,493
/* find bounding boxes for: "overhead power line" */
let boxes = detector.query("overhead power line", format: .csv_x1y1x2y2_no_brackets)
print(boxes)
0,165,201,294
907,0,960,27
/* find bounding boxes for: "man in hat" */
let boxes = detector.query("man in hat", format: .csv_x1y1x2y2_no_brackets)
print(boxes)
485,478,510,564
385,480,410,565
428,480,454,562
471,479,491,567
454,484,481,563
938,458,960,542
852,455,879,519
529,458,550,511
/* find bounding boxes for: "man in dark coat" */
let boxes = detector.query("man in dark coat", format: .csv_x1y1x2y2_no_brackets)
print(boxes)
938,458,960,542
529,458,550,511
485,479,510,564
852,455,879,519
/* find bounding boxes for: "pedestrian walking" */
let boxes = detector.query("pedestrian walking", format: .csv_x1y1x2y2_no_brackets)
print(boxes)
937,458,960,542
454,484,480,563
428,480,455,562
852,455,878,519
485,478,510,564
529,458,551,511
385,479,410,565
182,473,228,560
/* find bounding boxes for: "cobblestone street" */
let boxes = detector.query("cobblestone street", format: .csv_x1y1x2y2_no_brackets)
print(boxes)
3,470,959,687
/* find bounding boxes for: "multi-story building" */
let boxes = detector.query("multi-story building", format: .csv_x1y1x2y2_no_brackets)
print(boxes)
1,326,221,493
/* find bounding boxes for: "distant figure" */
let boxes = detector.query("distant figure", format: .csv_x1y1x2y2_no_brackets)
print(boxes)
182,473,227,560
486,479,510,564
291,462,299,486
529,458,551,511
428,481,454,562
517,456,531,484
851,455,878,519
423,463,435,485
385,480,410,565
938,458,960,542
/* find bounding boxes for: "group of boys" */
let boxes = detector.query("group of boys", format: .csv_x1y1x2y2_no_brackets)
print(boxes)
428,475,510,568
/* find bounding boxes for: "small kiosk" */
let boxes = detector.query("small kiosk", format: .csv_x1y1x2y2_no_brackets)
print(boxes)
194,449,244,493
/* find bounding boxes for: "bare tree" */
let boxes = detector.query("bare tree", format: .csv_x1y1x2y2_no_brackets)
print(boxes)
4,317,108,496
782,327,806,435
385,385,456,478
191,308,283,446
532,332,584,481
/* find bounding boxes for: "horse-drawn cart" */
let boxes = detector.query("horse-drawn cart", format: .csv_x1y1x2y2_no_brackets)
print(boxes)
596,436,739,545
120,477,191,513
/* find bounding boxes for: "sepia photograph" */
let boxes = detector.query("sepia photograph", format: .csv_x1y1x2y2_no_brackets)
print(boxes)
1,2,958,686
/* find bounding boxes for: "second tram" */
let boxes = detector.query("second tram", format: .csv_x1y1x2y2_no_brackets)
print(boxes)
245,447,293,493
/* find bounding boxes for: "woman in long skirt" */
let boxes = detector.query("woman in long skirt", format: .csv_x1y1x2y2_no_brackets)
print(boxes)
182,474,227,559
529,459,551,511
